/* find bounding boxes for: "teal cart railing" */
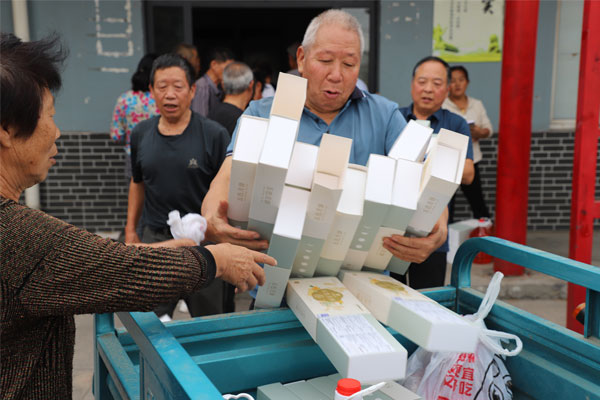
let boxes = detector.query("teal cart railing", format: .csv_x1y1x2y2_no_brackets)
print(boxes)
93,236,600,399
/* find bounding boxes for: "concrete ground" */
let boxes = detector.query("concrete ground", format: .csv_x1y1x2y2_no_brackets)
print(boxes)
72,230,599,399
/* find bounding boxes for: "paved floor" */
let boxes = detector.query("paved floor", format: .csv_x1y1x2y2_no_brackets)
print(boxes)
73,230,599,399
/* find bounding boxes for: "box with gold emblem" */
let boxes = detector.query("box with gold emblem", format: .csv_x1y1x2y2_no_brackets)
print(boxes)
286,277,407,383
338,271,479,353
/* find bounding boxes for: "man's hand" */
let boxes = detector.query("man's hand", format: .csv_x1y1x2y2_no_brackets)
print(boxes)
382,211,448,263
205,200,269,251
206,243,274,293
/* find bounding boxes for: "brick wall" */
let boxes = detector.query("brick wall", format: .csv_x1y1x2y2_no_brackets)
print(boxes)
40,132,129,232
453,131,600,230
39,131,599,233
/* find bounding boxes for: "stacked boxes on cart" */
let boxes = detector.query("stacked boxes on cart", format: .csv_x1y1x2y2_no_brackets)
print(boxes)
227,73,475,383
228,72,470,306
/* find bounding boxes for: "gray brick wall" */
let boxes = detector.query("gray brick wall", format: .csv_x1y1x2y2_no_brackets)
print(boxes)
38,131,599,233
452,131,600,230
40,132,129,232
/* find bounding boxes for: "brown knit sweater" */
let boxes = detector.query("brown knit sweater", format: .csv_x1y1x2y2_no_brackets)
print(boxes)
0,197,216,399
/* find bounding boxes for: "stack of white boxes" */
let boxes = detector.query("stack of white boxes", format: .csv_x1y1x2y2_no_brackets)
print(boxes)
315,164,367,276
342,155,395,271
246,73,307,240
291,134,352,278
255,143,318,308
227,73,476,384
286,276,408,383
363,158,423,270
387,128,470,275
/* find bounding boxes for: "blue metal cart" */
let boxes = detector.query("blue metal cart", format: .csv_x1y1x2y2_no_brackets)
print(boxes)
93,237,600,399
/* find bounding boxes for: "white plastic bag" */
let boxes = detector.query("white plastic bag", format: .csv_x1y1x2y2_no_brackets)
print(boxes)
402,272,522,400
166,210,207,245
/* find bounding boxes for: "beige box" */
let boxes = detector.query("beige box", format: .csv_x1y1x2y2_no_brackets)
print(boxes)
292,134,352,277
407,129,469,237
388,119,434,163
339,271,479,353
316,165,367,276
364,159,422,270
227,115,269,229
287,277,407,383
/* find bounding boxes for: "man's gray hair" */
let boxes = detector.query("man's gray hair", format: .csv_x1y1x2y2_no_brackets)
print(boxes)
301,9,365,54
222,62,253,95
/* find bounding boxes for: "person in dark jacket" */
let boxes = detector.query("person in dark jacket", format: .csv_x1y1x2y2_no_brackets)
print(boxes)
0,33,273,400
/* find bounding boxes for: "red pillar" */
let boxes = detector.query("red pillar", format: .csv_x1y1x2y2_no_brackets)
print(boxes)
567,0,600,332
494,0,540,275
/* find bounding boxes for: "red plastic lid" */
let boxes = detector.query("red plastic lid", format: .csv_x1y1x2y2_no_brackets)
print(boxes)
336,378,361,396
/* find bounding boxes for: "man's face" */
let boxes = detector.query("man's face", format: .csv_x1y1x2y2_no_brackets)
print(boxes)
297,24,361,116
411,60,449,117
150,66,195,121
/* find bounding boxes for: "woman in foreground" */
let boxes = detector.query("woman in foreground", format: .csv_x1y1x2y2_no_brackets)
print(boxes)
0,33,273,399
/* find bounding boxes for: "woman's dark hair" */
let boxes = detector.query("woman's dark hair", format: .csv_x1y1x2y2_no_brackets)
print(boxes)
131,53,158,91
412,56,451,84
1,33,68,139
450,65,470,82
150,53,195,87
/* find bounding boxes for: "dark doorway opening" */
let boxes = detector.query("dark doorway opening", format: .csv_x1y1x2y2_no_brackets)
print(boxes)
145,1,378,91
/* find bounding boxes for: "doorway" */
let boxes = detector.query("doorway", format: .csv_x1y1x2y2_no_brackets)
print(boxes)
145,1,378,91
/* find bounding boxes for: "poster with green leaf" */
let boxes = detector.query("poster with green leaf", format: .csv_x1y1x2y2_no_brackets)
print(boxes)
433,0,504,62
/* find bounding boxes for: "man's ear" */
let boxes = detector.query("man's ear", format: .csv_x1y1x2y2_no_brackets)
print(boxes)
210,59,218,72
0,125,15,148
190,82,197,97
247,80,254,93
297,46,306,76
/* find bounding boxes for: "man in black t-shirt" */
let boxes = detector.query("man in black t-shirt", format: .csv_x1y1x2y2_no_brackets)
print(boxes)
125,54,231,319
208,62,254,136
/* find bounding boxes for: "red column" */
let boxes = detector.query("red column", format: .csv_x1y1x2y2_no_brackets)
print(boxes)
567,0,600,332
494,0,540,275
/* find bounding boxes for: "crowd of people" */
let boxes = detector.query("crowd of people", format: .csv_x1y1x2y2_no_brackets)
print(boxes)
1,8,495,398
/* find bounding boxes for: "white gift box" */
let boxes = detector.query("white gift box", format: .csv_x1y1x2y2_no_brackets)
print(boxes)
342,154,395,271
286,277,407,383
407,128,469,237
339,271,479,353
227,115,269,229
388,119,434,163
316,165,367,276
364,159,423,270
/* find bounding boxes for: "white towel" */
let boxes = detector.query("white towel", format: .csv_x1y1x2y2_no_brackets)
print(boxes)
166,210,207,245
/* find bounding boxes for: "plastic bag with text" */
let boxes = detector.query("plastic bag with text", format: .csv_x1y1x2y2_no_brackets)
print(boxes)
402,272,523,400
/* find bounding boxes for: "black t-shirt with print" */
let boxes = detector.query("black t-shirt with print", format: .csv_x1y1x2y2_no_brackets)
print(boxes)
131,112,229,230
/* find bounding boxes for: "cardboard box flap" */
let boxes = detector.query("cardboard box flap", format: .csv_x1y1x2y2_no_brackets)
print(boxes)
315,134,352,184
388,120,433,162
273,186,310,240
365,154,395,205
259,115,298,169
270,72,308,121
285,142,319,189
232,115,269,163
337,165,367,216
436,128,469,184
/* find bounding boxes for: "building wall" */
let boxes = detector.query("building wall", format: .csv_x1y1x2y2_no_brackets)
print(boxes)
4,0,598,233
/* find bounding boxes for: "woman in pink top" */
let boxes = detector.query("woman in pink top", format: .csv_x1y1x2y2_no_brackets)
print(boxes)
110,54,160,177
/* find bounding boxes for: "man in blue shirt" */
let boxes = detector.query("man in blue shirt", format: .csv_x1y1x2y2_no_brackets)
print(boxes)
388,56,475,289
201,10,449,276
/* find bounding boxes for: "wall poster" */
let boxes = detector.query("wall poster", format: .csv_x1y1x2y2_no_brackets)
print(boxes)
433,0,504,62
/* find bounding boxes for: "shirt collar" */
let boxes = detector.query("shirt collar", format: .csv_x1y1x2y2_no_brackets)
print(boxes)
406,103,442,122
